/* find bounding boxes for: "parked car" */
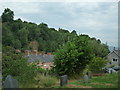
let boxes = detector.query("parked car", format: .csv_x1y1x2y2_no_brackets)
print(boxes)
112,66,120,71
102,67,116,73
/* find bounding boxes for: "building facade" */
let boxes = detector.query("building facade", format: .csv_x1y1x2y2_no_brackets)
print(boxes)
107,50,120,66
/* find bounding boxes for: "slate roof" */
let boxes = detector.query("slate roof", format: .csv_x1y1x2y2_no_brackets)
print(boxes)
114,50,120,57
26,54,54,62
107,50,120,57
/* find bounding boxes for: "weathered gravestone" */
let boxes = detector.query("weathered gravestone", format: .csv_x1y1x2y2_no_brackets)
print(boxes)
3,75,19,88
109,69,116,74
87,71,92,79
83,75,89,83
60,75,68,86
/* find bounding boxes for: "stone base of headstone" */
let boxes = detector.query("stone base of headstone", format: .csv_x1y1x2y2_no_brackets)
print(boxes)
60,75,68,86
3,75,19,89
83,75,89,83
87,71,92,79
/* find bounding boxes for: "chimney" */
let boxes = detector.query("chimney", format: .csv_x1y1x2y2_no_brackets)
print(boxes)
41,52,44,56
113,47,115,51
24,50,30,56
33,50,38,56
47,52,52,55
15,49,21,53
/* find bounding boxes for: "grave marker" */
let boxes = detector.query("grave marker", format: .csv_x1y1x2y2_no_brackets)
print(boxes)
60,75,68,86
3,75,19,88
87,71,92,79
83,75,89,83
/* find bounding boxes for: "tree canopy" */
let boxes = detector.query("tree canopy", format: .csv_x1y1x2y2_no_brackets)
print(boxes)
1,8,110,78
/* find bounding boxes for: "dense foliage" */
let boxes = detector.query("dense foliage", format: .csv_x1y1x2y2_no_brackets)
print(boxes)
88,57,108,72
1,8,76,52
2,46,36,84
53,35,109,76
1,8,110,78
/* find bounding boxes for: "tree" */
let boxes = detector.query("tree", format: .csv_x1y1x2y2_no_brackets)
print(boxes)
29,41,39,50
88,57,108,72
12,39,21,49
53,35,94,76
53,41,79,76
17,27,29,48
1,8,14,23
2,46,36,83
2,24,14,46
71,30,77,35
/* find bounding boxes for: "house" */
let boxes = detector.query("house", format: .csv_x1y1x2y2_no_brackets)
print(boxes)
107,48,120,66
26,52,55,70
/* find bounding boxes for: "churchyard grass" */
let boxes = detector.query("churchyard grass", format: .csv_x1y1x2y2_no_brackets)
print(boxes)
55,72,118,88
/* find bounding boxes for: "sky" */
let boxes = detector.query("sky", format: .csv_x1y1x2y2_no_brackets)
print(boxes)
0,0,118,47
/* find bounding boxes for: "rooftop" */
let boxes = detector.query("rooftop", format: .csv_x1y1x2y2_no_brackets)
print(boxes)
26,54,54,63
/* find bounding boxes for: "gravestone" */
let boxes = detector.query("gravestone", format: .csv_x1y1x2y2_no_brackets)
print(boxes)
3,75,19,88
83,75,89,83
60,75,68,86
109,69,116,74
87,71,92,79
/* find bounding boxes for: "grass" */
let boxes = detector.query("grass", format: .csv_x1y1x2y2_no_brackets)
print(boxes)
54,72,119,88
19,72,119,88
19,73,58,88
34,73,58,88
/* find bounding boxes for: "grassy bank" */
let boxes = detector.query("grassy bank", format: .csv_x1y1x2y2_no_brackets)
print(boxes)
55,72,118,88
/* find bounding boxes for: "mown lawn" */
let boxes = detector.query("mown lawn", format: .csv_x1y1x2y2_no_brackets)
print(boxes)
55,72,119,88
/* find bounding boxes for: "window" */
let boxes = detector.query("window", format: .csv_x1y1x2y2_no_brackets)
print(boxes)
112,58,118,62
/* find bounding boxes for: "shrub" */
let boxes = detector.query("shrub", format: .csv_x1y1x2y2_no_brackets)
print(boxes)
108,64,116,68
89,57,108,73
34,74,57,88
53,35,94,76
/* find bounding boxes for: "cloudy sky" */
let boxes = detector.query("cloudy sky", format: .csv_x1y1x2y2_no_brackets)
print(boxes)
0,0,118,47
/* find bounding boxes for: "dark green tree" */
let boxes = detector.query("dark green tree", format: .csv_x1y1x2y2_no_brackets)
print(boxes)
53,35,94,76
1,8,14,23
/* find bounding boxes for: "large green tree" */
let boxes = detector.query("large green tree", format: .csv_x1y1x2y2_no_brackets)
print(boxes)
1,8,14,23
53,35,94,76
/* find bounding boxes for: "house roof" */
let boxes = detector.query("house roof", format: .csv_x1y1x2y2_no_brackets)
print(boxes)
26,54,54,62
114,50,120,57
107,50,120,57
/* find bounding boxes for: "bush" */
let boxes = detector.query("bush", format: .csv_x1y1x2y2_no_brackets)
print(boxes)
2,46,36,85
53,35,94,76
34,74,57,88
89,57,108,73
108,64,116,68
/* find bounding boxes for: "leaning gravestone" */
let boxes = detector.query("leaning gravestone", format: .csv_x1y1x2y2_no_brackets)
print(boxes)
83,75,89,83
60,75,68,86
87,71,92,79
3,75,19,88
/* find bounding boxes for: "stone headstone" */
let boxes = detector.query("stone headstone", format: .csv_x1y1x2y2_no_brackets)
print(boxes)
83,75,89,83
110,69,116,74
60,75,68,86
87,71,92,79
3,75,19,88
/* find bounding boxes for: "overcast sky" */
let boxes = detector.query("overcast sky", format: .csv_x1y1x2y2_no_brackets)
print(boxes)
0,1,118,47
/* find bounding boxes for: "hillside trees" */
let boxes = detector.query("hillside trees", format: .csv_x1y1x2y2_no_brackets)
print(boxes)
2,46,36,83
1,8,14,23
1,8,80,52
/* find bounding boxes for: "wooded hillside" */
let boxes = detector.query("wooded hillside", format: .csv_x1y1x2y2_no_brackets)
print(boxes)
1,8,109,56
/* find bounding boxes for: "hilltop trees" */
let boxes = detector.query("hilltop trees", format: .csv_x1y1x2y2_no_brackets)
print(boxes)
1,8,75,52
1,8,14,23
